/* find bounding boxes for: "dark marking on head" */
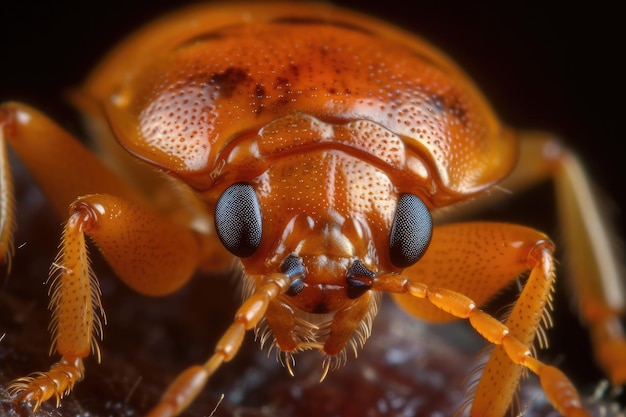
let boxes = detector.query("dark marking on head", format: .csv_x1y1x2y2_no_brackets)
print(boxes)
255,84,266,100
288,64,300,78
209,67,249,98
425,92,468,126
273,76,293,106
274,76,291,89
426,93,446,113
446,95,468,125
253,84,267,115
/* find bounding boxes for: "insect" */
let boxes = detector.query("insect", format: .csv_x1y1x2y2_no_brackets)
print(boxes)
0,2,624,417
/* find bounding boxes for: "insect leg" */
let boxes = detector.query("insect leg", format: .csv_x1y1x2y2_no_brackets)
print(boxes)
0,100,154,273
145,273,291,417
438,131,626,385
380,222,590,417
8,210,93,409
551,144,626,385
501,132,626,385
8,192,201,409
0,130,15,269
0,102,146,215
0,101,174,408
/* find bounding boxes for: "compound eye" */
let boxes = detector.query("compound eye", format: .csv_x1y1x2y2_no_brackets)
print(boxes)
389,194,432,268
215,183,262,257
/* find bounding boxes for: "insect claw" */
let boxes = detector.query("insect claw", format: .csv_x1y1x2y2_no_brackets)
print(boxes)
285,355,296,377
319,358,331,382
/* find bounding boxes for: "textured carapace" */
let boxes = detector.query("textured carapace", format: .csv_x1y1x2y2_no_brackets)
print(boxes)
94,3,515,200
90,2,519,366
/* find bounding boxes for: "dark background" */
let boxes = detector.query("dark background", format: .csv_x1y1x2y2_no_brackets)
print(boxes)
0,0,624,416
1,0,624,198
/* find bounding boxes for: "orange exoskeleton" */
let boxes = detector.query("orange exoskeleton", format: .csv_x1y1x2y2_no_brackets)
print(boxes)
0,2,624,417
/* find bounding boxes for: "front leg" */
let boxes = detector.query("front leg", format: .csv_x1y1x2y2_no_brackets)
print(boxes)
379,222,589,417
441,132,626,384
499,133,626,385
1,101,219,409
9,209,97,407
0,101,141,408
9,193,202,409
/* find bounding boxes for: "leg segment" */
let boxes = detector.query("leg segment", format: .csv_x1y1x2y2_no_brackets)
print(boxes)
0,102,145,215
9,193,202,408
144,273,291,417
0,101,146,268
441,131,626,384
8,214,94,408
553,147,626,384
512,133,626,385
0,136,15,268
2,101,236,410
382,222,590,417
471,238,554,416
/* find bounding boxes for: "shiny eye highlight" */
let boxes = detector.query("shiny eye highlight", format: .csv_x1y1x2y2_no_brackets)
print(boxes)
215,183,262,257
389,194,432,268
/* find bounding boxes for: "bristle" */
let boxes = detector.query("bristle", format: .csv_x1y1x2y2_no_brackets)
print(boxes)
248,281,382,379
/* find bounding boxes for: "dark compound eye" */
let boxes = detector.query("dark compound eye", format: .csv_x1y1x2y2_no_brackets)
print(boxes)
389,194,432,268
215,183,262,257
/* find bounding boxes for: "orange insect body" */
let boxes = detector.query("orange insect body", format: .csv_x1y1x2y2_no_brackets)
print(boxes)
101,1,514,363
1,2,624,417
